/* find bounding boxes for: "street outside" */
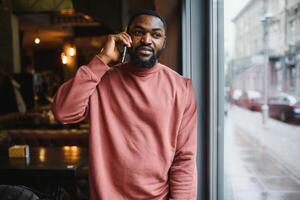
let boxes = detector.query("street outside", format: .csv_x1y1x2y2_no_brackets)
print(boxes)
224,106,300,200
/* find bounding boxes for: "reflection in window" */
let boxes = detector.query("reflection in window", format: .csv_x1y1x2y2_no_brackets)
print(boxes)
288,19,296,46
224,0,300,199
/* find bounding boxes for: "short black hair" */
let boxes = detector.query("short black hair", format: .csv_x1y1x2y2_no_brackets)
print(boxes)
127,10,167,31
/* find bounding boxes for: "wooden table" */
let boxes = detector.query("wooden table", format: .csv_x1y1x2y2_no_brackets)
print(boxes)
0,146,88,199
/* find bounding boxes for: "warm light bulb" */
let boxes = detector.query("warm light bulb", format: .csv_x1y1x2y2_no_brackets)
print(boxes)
34,38,40,44
39,148,45,162
69,47,76,56
63,146,70,151
61,52,68,64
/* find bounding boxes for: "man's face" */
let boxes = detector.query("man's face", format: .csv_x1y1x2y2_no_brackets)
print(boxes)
128,15,166,68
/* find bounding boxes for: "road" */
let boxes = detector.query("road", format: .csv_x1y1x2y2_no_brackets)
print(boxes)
224,106,300,200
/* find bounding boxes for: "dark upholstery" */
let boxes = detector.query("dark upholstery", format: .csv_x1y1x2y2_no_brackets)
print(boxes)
0,185,39,200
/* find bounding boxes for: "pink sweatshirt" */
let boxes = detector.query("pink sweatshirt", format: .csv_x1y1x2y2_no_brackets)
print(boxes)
52,56,197,200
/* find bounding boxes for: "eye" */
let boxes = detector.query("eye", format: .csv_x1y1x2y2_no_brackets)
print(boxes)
152,33,162,39
133,30,143,36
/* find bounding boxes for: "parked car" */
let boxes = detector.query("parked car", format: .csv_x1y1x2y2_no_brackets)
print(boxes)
268,93,300,123
230,89,242,106
238,90,262,111
249,97,263,112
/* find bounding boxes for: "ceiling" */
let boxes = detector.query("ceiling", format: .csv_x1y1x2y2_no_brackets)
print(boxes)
13,0,155,49
12,0,73,13
18,12,107,49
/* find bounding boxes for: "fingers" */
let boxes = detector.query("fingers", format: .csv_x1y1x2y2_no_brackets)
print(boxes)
119,34,131,47
121,32,132,43
111,32,132,47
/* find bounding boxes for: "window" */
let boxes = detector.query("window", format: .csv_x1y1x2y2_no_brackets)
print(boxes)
288,19,296,45
222,0,300,200
272,0,279,14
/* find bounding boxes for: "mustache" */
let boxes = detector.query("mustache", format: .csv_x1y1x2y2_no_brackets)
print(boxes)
135,45,154,53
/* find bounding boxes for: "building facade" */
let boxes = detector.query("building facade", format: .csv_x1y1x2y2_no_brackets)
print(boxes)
231,0,300,97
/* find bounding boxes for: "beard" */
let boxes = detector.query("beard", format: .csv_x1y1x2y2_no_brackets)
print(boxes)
128,45,164,68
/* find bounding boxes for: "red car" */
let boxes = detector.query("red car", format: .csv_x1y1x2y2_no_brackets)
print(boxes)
237,90,262,111
268,93,300,124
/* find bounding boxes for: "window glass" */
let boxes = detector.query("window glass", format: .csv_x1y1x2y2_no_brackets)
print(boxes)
224,0,300,199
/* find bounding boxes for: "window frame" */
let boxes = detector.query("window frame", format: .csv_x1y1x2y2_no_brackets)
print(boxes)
181,0,224,199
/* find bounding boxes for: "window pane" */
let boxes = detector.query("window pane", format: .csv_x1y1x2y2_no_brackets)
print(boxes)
224,0,300,199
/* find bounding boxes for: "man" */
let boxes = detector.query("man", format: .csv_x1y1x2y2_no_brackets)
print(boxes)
0,66,27,115
52,10,197,200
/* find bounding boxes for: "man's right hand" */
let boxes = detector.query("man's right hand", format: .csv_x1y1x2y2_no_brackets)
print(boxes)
97,31,132,65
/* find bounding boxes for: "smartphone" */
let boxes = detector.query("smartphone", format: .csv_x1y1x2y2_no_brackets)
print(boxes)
120,28,130,63
121,46,127,63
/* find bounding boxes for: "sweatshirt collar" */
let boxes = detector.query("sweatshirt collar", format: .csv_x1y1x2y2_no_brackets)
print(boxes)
123,61,162,77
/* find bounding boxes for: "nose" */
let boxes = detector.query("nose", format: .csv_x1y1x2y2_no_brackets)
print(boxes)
141,33,151,44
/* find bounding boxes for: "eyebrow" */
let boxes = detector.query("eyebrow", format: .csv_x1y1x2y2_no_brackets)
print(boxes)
132,25,163,32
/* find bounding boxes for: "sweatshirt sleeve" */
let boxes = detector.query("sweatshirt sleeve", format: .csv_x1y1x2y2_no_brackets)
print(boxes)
169,79,198,200
52,56,109,124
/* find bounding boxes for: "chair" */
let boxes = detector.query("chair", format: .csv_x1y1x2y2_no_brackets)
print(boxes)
0,185,39,200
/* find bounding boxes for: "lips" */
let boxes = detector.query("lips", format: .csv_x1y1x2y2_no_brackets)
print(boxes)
137,46,153,56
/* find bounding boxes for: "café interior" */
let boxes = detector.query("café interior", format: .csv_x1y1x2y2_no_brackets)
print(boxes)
0,0,182,199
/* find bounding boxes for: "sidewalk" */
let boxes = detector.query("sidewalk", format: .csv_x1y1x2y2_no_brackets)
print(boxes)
230,106,300,178
225,106,300,200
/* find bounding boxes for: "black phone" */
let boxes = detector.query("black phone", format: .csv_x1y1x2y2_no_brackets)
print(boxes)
121,46,127,63
120,29,130,63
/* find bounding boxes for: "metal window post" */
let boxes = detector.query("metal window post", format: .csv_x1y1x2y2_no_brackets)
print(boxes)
182,0,211,199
